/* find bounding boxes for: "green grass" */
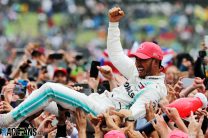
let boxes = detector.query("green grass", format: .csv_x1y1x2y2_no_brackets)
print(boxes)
136,16,168,26
5,13,66,37
6,13,38,37
75,30,97,47
4,13,169,48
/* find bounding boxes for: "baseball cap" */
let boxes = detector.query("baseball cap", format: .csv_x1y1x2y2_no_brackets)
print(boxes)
129,42,163,60
104,130,125,138
54,67,67,77
168,129,188,138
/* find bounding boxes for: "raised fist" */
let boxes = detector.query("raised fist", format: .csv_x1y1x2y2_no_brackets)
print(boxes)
108,7,125,22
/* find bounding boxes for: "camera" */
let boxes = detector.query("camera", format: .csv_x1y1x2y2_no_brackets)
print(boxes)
199,50,206,59
19,59,31,73
48,53,63,60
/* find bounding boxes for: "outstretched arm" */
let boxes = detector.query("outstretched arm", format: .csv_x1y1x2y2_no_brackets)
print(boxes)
107,7,137,79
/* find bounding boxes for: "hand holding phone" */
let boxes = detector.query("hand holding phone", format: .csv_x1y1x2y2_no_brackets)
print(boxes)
90,61,101,78
19,60,31,73
13,80,28,99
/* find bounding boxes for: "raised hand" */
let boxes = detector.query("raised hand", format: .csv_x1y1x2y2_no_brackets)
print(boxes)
127,129,144,138
166,84,177,103
37,115,57,136
193,77,205,93
74,108,87,138
74,108,87,131
0,101,13,113
27,81,37,95
88,77,99,92
145,101,155,121
108,6,125,22
165,107,180,122
102,109,120,132
97,66,113,81
188,112,204,137
165,107,188,133
151,114,171,138
173,78,183,94
88,114,103,138
1,83,16,103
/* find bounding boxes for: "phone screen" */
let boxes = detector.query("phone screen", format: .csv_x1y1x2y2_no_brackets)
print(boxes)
49,53,63,60
51,119,58,127
90,61,101,78
181,78,194,88
0,94,5,101
13,84,27,99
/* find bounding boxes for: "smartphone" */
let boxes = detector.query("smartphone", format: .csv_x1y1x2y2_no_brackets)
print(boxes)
199,50,206,58
181,78,194,88
0,94,5,101
51,118,58,127
90,61,101,78
73,83,89,88
204,35,208,48
73,83,91,95
18,79,28,87
49,53,63,60
0,77,6,87
13,84,27,99
16,48,25,55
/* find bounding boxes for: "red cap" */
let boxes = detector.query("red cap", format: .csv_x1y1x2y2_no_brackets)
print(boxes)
104,130,125,138
129,42,163,60
54,67,67,77
37,47,45,54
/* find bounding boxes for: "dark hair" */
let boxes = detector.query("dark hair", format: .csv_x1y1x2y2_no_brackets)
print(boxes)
159,60,164,71
176,53,194,68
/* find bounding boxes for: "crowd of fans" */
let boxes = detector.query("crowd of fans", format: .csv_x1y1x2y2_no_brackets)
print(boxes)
0,1,208,61
0,41,207,137
0,1,207,138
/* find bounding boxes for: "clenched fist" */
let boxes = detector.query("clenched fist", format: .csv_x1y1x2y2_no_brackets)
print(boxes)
97,65,113,80
108,7,125,22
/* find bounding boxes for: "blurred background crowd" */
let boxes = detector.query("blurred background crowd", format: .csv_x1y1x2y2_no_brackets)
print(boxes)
0,0,207,138
0,0,208,61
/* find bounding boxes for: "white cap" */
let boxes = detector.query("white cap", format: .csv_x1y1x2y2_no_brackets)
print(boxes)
194,93,207,108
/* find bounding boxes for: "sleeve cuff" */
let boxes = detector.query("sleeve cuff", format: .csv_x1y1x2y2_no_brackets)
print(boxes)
109,22,119,28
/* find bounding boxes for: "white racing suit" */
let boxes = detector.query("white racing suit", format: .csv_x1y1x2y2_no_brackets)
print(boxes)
0,22,167,127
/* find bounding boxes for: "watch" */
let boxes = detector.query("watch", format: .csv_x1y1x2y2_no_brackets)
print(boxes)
125,116,135,122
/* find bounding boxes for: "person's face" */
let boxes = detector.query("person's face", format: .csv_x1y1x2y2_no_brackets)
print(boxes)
53,72,67,84
135,58,156,78
165,66,178,84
